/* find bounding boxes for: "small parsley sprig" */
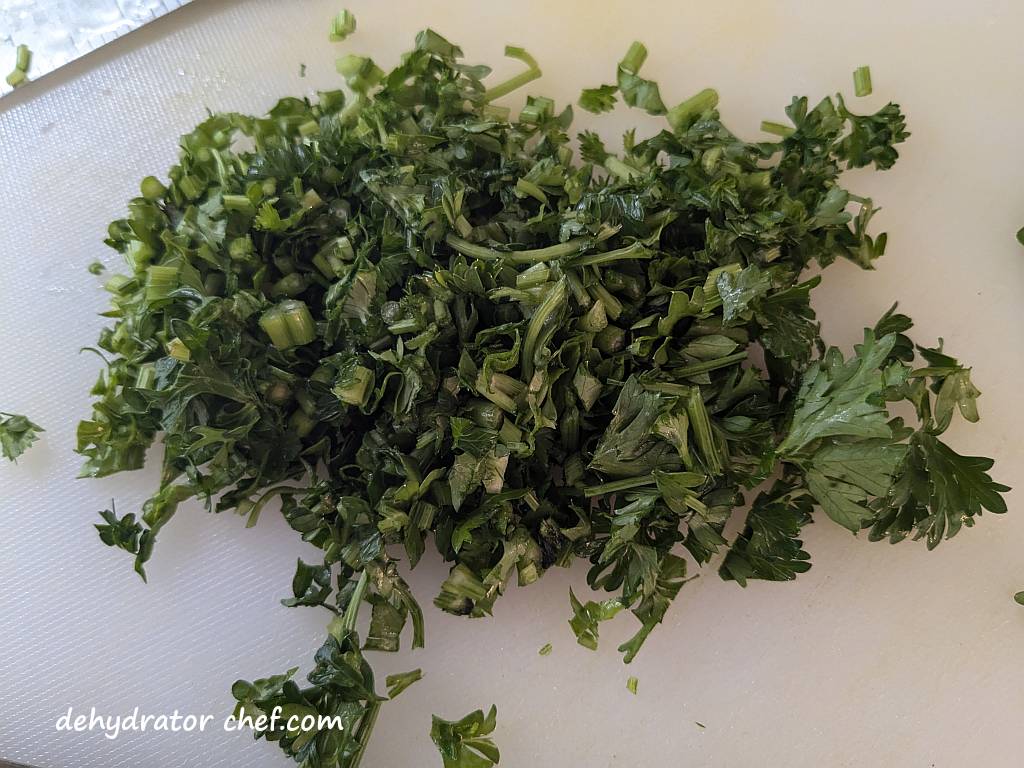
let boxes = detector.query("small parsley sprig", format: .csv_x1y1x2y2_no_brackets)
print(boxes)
0,412,43,462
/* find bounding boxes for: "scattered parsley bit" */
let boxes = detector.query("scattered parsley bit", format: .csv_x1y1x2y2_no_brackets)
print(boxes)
538,643,552,656
695,721,706,729
87,261,105,275
387,668,423,698
853,65,873,97
16,44,30,72
431,706,500,768
300,62,307,78
627,676,638,695
579,84,618,114
0,412,43,462
6,43,31,88
73,12,1006,768
329,9,356,42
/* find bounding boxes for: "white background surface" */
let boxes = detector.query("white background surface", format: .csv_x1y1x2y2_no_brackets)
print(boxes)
2,1,1023,766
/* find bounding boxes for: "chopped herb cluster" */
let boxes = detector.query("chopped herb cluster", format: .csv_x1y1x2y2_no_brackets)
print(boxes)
77,15,1006,766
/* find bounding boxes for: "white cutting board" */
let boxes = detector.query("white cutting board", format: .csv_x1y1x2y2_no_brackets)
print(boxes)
2,1,1024,766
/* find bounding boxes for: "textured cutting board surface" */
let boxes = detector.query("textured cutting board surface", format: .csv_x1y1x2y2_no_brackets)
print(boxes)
0,0,192,99
2,1,1024,766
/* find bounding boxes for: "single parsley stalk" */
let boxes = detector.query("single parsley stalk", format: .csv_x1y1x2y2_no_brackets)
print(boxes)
482,46,541,103
343,572,380,768
444,227,617,264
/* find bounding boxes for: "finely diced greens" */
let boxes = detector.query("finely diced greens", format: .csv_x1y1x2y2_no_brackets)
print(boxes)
75,13,1007,768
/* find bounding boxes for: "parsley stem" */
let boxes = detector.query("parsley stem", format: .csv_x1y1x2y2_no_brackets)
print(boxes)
241,484,293,528
583,474,656,497
619,41,647,75
446,233,575,262
667,88,719,132
342,570,370,632
341,568,378,768
522,278,568,380
564,242,651,268
329,9,356,42
484,69,539,103
15,44,30,72
446,233,601,264
685,387,723,476
668,351,749,379
853,65,873,97
483,46,541,103
260,300,316,349
349,701,382,768
760,120,794,138
145,265,179,302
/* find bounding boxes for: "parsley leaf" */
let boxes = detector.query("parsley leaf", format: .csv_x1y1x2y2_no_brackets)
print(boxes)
869,431,1009,548
777,330,898,457
579,84,618,114
430,706,500,768
0,412,43,462
720,481,813,586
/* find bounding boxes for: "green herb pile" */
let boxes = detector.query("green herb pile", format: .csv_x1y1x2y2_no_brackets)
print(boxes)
78,16,1008,766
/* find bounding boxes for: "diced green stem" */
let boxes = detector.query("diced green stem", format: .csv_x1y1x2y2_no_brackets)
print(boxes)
760,120,794,138
853,66,872,97
685,387,722,476
260,300,317,349
522,278,567,380
16,44,31,72
476,373,518,413
588,282,622,320
667,88,719,132
329,9,356,42
223,194,255,214
515,263,551,289
619,41,647,74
